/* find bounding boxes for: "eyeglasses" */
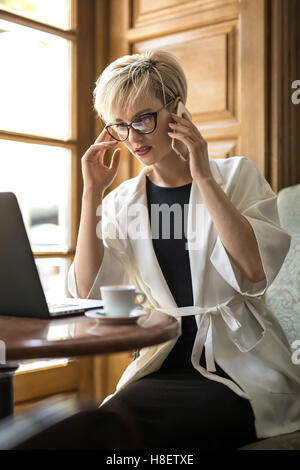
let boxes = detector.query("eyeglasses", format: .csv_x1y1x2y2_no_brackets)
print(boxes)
105,101,173,142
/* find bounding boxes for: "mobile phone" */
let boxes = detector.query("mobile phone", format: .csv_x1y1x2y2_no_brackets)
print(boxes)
171,101,192,161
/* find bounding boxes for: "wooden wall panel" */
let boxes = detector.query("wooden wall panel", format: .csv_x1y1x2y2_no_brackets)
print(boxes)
135,0,190,18
102,0,299,187
130,0,300,180
134,19,239,160
208,139,237,159
269,0,300,190
239,0,267,174
131,0,240,40
136,26,229,116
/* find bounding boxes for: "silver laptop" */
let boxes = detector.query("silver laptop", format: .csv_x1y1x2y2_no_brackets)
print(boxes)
0,192,103,318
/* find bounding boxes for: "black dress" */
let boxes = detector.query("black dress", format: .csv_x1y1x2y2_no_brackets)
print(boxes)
100,177,257,450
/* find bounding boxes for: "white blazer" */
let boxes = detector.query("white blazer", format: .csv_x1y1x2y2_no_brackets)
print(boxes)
68,156,300,439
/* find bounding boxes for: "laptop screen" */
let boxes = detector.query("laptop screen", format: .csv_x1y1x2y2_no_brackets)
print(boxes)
0,192,50,318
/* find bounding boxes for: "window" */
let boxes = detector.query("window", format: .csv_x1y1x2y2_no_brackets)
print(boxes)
0,1,95,401
0,0,76,300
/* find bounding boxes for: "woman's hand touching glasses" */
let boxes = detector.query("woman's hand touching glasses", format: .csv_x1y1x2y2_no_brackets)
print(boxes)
81,128,121,193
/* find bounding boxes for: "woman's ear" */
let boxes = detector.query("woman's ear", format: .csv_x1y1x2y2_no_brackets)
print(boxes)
173,96,182,113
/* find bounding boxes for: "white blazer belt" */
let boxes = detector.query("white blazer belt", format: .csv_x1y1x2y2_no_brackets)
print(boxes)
159,300,241,373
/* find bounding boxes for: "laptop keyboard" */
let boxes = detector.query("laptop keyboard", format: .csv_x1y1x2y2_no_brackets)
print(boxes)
48,303,79,309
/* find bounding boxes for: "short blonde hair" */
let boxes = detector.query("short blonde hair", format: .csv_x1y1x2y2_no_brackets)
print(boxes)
93,50,187,123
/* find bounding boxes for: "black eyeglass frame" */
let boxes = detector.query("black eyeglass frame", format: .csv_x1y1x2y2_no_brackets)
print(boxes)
105,100,174,142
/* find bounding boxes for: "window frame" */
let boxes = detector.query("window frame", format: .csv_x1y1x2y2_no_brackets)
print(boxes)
0,0,96,405
0,0,95,265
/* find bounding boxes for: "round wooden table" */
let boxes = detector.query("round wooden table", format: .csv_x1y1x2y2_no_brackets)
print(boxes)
0,309,179,419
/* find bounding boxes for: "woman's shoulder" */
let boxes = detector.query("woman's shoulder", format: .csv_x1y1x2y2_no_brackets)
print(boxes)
211,156,275,201
211,156,261,185
212,156,258,173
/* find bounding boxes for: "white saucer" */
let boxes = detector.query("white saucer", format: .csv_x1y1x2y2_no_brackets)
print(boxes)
84,309,147,325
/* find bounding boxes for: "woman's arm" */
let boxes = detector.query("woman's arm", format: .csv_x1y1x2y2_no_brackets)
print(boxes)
73,129,121,298
193,175,265,283
74,188,105,298
168,115,265,284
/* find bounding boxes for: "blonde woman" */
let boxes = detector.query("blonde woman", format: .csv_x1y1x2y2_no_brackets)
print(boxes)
68,50,300,450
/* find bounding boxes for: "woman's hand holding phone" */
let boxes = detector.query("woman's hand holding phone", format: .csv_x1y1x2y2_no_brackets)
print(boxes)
81,128,121,193
170,101,192,161
168,103,212,181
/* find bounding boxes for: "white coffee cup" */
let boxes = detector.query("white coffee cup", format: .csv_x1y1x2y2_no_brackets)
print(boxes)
100,285,146,317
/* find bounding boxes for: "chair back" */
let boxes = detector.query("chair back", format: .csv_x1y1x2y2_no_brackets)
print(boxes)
263,184,300,349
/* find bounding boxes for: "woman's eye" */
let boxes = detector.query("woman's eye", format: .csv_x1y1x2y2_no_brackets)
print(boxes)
117,124,127,131
133,115,152,125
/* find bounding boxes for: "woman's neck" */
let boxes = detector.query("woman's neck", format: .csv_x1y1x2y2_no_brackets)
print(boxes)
147,159,193,188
